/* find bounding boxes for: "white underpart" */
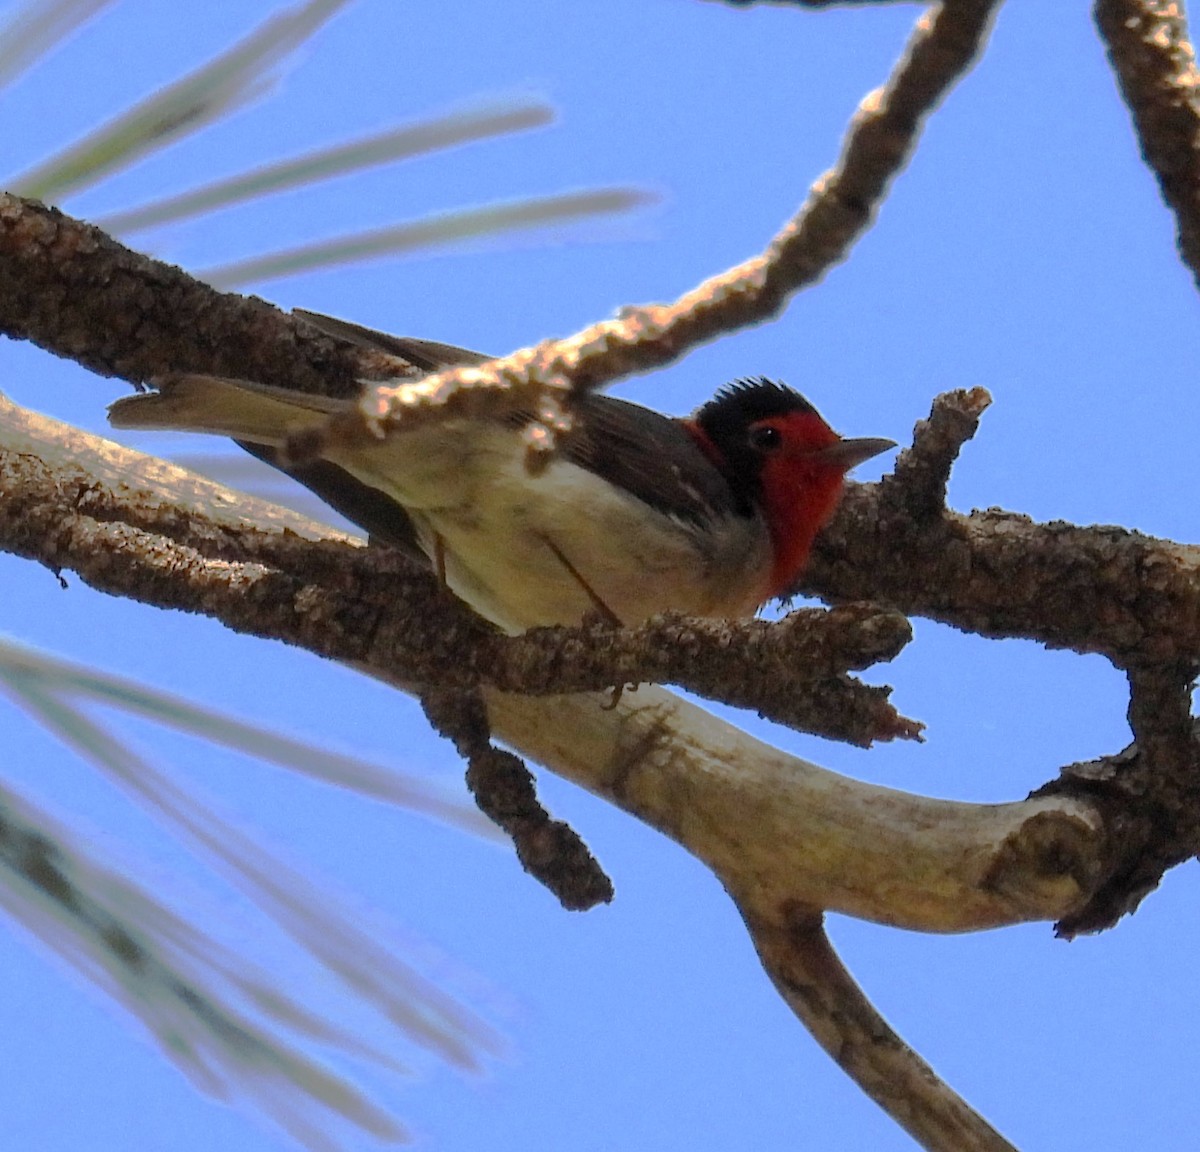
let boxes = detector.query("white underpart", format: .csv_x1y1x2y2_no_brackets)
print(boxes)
328,420,775,633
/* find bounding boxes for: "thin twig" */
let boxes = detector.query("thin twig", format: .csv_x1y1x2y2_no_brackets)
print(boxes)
885,386,991,522
420,685,614,911
744,907,1018,1152
317,0,1004,451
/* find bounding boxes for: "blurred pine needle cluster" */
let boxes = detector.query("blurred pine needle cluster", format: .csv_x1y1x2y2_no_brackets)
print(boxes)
0,2,648,1145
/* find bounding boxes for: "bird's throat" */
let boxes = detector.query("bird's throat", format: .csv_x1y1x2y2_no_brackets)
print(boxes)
759,461,846,599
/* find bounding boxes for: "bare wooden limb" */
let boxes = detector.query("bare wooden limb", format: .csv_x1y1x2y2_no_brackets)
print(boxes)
806,392,1200,666
0,395,913,745
0,194,411,396
1096,0,1200,291
490,682,1105,934
0,397,1108,934
1048,669,1200,936
745,909,1017,1152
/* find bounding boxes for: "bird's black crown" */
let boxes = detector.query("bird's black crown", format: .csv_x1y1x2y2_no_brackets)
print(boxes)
692,378,818,514
697,377,816,429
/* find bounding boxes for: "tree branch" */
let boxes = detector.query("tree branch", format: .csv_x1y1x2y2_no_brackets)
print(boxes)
299,0,1006,453
1096,0,1200,291
806,393,1200,666
746,909,1017,1152
420,684,615,911
0,396,1107,935
0,194,411,396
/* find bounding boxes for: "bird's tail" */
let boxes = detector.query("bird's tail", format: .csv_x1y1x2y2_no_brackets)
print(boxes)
108,375,350,446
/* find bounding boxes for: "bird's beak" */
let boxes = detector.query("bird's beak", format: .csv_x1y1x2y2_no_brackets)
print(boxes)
810,436,897,472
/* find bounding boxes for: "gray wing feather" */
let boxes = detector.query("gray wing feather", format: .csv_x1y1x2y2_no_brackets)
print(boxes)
297,310,744,525
293,309,494,371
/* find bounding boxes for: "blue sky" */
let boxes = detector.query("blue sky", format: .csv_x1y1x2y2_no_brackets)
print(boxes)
4,1,1200,1149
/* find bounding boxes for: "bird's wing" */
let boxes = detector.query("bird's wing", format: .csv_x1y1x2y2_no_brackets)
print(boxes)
297,310,746,526
237,441,427,559
566,395,743,526
293,308,494,371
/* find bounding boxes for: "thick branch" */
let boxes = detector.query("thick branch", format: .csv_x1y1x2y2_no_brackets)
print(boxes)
806,392,1200,666
0,398,1107,934
0,395,911,746
1096,0,1200,291
813,494,1200,664
0,195,412,395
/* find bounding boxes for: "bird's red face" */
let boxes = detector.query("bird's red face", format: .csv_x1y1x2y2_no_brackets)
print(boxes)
685,379,894,602
748,408,852,598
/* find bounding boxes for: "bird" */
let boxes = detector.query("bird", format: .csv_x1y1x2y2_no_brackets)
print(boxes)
108,310,895,634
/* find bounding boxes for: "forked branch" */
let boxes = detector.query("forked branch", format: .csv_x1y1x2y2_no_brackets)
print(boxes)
0,402,1110,1152
7,0,1200,1145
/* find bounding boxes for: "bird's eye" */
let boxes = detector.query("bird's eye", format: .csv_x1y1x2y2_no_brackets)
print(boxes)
749,424,781,451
